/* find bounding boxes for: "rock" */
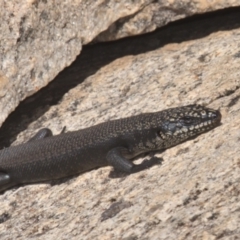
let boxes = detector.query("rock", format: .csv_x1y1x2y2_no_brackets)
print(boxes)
0,10,240,239
0,0,240,126
96,0,240,41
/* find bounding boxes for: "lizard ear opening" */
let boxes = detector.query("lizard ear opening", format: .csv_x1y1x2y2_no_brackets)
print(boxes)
157,130,166,140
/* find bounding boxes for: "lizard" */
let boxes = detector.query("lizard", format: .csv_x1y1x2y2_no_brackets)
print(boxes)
0,104,221,192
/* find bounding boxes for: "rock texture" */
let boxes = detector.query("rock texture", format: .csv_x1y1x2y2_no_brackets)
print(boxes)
0,0,240,126
0,11,240,239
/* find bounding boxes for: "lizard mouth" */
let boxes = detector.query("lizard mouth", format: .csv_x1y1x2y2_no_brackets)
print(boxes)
193,108,222,131
213,110,221,122
204,109,222,127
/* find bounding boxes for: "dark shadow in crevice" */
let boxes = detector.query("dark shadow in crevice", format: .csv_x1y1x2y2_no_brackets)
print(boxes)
0,6,240,148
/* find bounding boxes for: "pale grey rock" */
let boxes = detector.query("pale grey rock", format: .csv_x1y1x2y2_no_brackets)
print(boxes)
0,0,240,126
96,0,240,41
0,24,240,239
0,0,150,126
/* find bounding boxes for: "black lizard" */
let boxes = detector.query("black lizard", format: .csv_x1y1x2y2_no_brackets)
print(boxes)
0,104,221,192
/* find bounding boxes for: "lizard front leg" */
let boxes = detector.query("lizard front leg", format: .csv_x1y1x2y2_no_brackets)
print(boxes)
106,147,162,173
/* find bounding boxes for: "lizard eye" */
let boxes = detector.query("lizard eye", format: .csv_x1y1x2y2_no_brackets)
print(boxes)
180,116,194,125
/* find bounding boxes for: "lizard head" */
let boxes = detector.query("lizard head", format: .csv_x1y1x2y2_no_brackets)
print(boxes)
157,104,221,147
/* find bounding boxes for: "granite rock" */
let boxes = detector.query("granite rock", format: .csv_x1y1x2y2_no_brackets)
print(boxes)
0,0,240,126
0,19,239,239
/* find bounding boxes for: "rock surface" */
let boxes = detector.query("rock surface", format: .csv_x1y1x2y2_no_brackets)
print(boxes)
0,10,240,239
0,0,240,126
